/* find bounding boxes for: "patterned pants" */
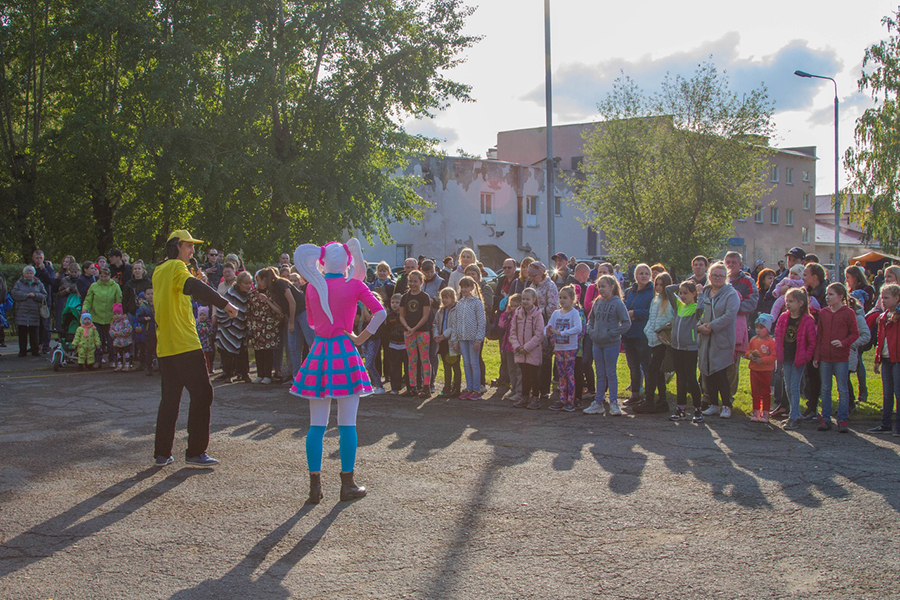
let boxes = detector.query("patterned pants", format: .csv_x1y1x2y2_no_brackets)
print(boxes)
555,349,577,405
404,331,431,388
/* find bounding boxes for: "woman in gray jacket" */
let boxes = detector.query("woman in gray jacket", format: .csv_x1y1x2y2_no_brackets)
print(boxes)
697,262,740,418
11,266,48,357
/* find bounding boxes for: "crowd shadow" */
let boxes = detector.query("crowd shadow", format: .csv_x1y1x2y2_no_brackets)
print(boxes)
168,503,346,599
0,467,209,579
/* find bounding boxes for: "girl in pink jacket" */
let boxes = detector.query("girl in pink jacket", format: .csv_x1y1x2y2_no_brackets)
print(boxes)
509,288,544,409
774,288,817,430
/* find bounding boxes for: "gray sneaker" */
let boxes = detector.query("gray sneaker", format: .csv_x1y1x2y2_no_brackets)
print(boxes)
526,397,542,410
583,400,606,415
608,402,623,416
783,418,800,431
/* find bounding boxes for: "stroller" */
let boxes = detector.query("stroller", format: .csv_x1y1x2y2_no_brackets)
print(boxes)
51,294,83,371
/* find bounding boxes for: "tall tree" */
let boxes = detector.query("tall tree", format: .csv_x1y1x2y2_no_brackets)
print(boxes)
845,8,900,251
569,62,774,273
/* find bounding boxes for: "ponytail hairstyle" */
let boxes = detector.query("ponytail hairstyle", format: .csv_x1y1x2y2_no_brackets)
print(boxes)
293,238,367,324
597,274,622,300
559,284,578,309
679,279,699,303
826,282,849,307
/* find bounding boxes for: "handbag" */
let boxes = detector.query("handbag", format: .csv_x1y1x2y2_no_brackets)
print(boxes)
656,321,673,346
40,299,50,320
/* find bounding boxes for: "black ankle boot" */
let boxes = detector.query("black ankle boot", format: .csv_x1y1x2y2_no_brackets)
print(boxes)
307,473,323,505
340,471,367,501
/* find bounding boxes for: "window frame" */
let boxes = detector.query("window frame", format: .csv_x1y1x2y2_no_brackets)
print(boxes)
480,192,495,225
754,206,763,223
786,208,794,226
770,166,779,182
770,207,779,225
526,196,539,228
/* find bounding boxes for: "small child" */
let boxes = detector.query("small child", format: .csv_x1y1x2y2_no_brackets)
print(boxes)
433,287,461,397
745,313,778,422
134,289,157,375
498,294,522,403
584,275,631,416
73,313,101,370
0,293,12,347
872,283,900,436
196,306,214,373
770,264,807,317
775,288,817,430
509,288,545,409
452,276,486,400
358,300,386,395
546,285,584,412
385,293,408,394
665,280,704,423
109,303,133,371
813,283,860,433
399,270,432,399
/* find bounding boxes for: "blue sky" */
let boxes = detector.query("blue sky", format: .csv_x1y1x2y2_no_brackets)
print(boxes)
406,0,896,192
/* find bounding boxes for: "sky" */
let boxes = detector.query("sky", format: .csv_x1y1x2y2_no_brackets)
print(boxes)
405,0,898,193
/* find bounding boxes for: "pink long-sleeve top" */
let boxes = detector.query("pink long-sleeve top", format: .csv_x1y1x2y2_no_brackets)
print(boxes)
307,275,385,338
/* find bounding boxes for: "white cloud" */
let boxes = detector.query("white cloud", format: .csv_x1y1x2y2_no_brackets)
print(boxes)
404,119,460,147
522,32,845,121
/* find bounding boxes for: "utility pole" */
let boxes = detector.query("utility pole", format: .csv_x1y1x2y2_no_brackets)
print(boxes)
544,0,555,263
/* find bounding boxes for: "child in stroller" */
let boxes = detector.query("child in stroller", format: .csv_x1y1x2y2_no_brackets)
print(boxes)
51,293,84,371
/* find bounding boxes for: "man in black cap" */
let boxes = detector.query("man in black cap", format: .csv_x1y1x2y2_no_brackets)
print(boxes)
550,252,577,290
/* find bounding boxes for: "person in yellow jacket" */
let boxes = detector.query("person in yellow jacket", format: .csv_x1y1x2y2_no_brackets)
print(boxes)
82,267,123,367
152,230,238,467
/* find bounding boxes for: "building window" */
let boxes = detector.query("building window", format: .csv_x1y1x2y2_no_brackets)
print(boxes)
803,194,810,210
771,247,780,265
754,247,764,263
786,208,794,226
526,196,539,227
554,196,562,217
480,192,494,225
770,207,779,224
786,168,793,184
770,166,779,182
396,244,413,266
754,206,763,223
802,170,810,182
801,227,810,245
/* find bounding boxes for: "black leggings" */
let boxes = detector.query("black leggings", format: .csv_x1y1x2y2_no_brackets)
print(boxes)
645,344,668,402
255,348,274,378
221,347,249,377
705,367,732,408
155,349,213,458
17,325,40,355
671,349,702,408
521,363,541,398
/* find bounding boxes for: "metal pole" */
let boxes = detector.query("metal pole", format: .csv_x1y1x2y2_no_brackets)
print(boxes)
544,0,554,263
834,86,841,282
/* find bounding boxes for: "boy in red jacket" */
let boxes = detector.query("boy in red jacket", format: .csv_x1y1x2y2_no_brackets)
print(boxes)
745,313,777,422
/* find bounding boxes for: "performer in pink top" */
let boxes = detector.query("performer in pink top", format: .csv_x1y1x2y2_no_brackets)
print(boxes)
292,239,386,505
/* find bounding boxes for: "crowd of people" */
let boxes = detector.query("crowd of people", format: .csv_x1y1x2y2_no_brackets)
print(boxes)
2,243,899,439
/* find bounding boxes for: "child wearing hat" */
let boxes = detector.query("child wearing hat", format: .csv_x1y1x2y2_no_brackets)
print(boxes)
745,313,777,422
770,263,808,318
73,313,101,371
109,302,134,371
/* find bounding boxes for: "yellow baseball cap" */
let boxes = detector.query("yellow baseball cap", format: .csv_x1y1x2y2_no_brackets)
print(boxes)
166,229,204,244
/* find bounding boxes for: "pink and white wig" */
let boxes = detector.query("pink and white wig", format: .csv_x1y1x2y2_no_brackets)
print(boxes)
293,238,366,324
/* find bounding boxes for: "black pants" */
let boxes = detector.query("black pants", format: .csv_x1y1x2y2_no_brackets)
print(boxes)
221,347,249,377
645,344,668,403
441,351,461,392
389,347,407,391
804,362,822,412
18,325,39,355
538,346,553,395
497,350,511,386
95,323,112,363
671,349,702,408
521,363,541,398
141,337,158,371
624,336,651,397
705,367,732,408
155,349,213,459
255,348,274,378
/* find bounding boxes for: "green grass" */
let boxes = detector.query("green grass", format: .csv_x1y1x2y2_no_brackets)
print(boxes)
475,342,883,417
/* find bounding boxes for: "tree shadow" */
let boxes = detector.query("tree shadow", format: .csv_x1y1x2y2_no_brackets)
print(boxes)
0,467,208,578
169,503,347,599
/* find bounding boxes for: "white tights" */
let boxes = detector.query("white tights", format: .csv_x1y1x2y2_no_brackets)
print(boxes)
308,395,360,427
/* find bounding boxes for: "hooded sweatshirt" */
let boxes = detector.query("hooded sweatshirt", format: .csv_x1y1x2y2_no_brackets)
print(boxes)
587,294,631,348
664,284,701,352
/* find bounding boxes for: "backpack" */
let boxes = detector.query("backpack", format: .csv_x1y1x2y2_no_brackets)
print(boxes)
862,310,879,353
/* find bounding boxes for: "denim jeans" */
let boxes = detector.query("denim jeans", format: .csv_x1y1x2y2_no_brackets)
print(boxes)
299,312,315,347
819,360,850,422
273,324,288,376
880,361,900,430
458,340,481,393
782,361,807,420
593,343,620,405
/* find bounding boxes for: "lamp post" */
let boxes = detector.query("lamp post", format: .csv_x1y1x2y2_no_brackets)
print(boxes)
544,0,555,263
794,69,841,282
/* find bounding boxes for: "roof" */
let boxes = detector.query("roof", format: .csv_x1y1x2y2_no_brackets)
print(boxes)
815,222,871,246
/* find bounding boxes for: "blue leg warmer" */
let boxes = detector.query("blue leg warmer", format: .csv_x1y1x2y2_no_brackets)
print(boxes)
306,425,326,472
338,425,357,472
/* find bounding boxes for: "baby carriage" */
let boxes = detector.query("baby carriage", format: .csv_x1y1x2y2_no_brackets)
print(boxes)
51,294,83,371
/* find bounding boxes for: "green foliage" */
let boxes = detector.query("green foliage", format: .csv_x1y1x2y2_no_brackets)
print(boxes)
567,62,774,273
0,0,478,262
845,7,900,252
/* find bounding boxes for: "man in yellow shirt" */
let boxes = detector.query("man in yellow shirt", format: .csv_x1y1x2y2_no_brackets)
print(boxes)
152,230,238,467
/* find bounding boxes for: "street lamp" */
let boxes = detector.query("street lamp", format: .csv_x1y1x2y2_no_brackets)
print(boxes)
544,0,555,263
794,69,841,282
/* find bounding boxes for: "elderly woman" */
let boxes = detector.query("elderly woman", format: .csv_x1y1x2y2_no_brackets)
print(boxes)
698,261,740,418
11,266,48,357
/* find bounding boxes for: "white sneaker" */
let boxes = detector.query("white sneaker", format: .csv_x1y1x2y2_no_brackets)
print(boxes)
719,406,732,419
373,387,386,395
252,377,263,384
583,401,606,415
702,405,720,416
608,403,623,416
261,377,272,384
479,384,487,394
